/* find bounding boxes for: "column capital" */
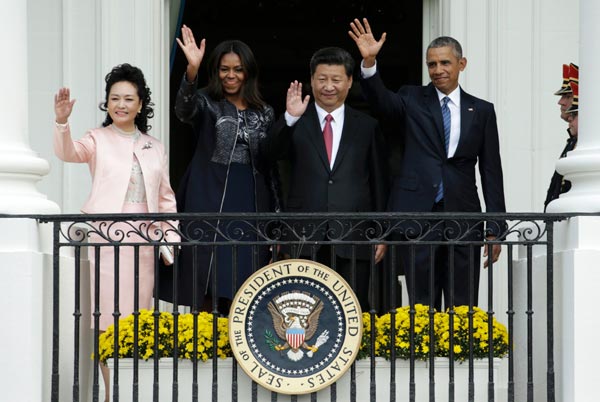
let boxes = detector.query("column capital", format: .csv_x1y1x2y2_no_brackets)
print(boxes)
546,147,600,212
0,148,59,214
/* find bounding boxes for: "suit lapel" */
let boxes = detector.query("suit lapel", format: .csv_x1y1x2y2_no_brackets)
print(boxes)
425,84,447,157
331,107,356,174
457,90,475,156
304,105,331,171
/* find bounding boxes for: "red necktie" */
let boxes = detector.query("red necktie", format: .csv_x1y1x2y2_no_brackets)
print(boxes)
323,114,333,163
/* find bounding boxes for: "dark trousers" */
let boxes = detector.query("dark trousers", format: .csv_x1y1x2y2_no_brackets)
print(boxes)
315,245,371,313
399,201,481,310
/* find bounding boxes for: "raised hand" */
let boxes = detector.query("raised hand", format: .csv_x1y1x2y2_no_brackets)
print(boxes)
54,87,76,124
175,24,206,81
286,80,310,117
348,18,387,68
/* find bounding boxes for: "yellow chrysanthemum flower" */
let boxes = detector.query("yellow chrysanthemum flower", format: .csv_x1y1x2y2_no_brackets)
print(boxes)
96,304,508,364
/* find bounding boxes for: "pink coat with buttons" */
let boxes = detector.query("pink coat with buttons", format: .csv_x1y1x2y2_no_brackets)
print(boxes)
54,124,179,242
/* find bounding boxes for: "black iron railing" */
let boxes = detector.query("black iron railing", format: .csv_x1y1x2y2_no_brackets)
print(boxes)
31,212,570,402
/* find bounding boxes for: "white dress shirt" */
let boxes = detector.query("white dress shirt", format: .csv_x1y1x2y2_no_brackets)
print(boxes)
361,60,462,158
285,103,345,169
435,87,461,158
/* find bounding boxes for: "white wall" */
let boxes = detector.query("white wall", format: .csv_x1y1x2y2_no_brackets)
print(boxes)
500,1,579,212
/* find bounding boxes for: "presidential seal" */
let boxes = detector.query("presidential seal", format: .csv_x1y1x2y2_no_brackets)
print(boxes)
229,259,362,395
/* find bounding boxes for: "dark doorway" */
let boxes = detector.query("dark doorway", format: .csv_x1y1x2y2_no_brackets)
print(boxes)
168,0,423,190
167,1,423,314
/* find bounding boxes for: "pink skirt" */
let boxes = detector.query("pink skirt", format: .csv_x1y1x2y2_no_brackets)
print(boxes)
89,202,155,330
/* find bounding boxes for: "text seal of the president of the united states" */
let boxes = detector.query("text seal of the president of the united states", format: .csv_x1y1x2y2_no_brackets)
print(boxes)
228,259,363,394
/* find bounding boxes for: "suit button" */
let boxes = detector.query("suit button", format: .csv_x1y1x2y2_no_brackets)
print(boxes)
328,180,334,184
433,183,438,188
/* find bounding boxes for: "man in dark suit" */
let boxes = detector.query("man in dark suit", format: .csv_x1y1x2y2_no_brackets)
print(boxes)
349,18,507,310
269,47,389,312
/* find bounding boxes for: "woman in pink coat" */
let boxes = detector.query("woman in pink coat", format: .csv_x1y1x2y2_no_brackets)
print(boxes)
53,63,177,401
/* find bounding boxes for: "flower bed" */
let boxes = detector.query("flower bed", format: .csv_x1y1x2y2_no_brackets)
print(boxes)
98,310,231,363
98,304,508,363
359,304,509,361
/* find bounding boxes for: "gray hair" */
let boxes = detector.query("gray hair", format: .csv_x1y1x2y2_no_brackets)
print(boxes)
427,36,463,59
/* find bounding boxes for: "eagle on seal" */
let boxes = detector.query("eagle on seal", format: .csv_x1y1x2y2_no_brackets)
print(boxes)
267,291,325,361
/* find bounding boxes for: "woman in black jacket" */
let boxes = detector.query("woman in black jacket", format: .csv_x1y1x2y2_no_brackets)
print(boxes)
160,25,280,313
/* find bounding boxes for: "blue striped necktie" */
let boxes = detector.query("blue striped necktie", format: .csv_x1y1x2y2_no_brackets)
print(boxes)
435,96,451,202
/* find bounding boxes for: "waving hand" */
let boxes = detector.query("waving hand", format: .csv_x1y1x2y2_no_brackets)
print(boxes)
286,81,310,117
176,24,206,82
54,87,76,125
348,18,387,68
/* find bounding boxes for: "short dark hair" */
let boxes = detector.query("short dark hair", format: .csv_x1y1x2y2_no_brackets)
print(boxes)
427,36,463,59
99,63,154,133
206,40,266,110
309,47,355,78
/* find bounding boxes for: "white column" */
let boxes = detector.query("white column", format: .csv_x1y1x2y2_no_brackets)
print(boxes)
547,6,600,401
547,0,600,212
553,217,600,402
0,0,59,214
0,1,58,402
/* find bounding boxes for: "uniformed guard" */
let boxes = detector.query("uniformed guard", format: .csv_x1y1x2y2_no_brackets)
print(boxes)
544,65,579,211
